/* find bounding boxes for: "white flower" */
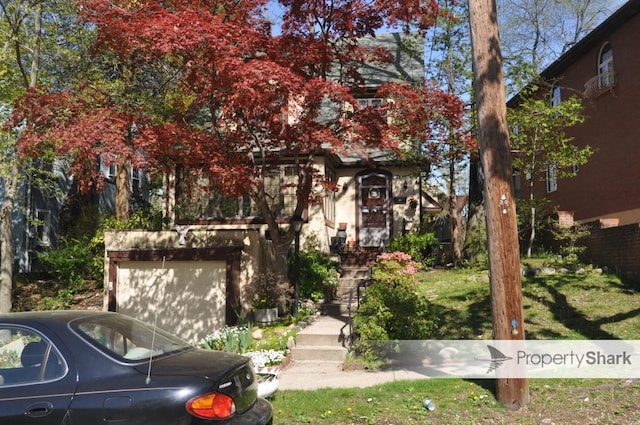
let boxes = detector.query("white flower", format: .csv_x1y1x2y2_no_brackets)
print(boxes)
243,349,286,369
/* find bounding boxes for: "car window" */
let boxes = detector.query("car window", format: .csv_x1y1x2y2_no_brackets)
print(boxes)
72,314,192,362
0,326,66,386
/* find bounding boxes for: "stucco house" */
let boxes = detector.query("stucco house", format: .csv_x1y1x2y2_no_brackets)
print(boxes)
103,32,445,342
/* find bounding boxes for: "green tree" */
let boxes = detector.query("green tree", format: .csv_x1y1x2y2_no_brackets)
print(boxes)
423,1,476,266
0,0,92,312
508,88,591,257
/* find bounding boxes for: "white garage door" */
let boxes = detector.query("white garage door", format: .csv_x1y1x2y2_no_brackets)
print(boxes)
116,260,226,344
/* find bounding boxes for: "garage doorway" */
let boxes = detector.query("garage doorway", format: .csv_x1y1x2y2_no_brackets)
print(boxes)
107,248,242,344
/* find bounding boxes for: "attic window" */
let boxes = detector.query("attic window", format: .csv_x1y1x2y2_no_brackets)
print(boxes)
358,98,385,108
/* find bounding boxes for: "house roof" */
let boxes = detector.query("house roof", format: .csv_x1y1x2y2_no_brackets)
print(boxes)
326,32,425,87
356,32,425,86
540,0,640,79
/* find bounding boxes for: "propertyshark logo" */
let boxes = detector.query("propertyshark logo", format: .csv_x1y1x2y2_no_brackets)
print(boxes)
480,345,513,374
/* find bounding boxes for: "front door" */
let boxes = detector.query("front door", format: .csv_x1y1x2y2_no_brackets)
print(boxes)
358,171,391,247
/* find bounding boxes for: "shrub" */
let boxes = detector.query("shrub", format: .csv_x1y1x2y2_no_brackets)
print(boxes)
38,237,99,286
551,221,590,269
39,208,164,288
353,252,439,361
288,249,339,302
387,231,439,265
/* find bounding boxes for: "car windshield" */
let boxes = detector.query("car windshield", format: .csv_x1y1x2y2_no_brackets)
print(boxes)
71,314,193,362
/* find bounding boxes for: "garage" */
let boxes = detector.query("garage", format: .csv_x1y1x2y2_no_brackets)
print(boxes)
116,260,226,344
107,247,243,344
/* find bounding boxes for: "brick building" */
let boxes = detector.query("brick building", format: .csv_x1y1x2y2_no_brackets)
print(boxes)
514,0,640,226
510,0,640,279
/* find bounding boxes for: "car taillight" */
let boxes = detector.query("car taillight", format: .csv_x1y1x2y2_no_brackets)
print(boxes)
186,392,236,419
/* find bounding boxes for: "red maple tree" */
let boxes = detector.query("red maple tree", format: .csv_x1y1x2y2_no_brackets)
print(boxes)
10,0,470,285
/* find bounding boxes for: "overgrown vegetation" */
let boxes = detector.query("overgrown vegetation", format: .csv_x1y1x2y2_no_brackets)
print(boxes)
386,231,440,265
32,209,163,308
288,248,339,302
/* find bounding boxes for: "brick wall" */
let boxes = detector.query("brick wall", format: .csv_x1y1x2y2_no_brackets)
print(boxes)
582,221,640,281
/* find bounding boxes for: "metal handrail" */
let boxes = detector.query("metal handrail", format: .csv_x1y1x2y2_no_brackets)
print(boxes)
339,275,371,349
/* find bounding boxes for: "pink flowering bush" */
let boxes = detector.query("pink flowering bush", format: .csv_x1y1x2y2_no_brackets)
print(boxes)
353,251,439,361
373,251,422,282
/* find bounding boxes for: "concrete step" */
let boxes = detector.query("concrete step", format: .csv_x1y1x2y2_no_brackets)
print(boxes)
321,301,359,317
336,281,369,301
339,266,372,279
295,332,346,347
290,315,350,363
290,345,347,362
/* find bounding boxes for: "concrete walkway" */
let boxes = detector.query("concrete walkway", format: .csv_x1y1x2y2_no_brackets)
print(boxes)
278,360,431,390
278,314,430,390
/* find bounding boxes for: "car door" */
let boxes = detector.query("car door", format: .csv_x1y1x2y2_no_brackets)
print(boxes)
0,325,75,425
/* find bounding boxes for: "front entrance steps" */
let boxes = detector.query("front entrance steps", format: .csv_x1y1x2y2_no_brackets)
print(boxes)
289,315,350,363
288,256,374,364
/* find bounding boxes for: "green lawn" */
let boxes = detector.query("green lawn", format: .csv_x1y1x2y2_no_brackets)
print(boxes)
424,264,639,340
271,263,640,424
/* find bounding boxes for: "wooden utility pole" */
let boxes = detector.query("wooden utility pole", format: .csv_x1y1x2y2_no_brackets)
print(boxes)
468,0,530,409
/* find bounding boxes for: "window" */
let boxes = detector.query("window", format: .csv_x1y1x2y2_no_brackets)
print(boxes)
512,171,522,200
324,167,336,223
596,43,615,89
175,165,299,220
35,209,51,247
551,85,561,106
584,42,615,97
131,168,146,194
281,166,298,217
598,43,613,79
99,156,117,180
357,98,385,109
0,327,66,385
546,164,558,193
72,314,191,363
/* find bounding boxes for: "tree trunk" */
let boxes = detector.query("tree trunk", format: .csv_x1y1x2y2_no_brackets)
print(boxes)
0,166,19,313
449,194,463,266
115,159,130,221
448,153,463,266
0,4,44,313
463,153,485,263
468,0,530,410
526,182,535,257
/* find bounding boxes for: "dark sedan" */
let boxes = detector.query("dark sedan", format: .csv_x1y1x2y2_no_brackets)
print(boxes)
0,310,272,424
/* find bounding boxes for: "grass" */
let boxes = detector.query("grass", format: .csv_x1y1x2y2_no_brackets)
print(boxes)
424,261,640,340
271,261,640,424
